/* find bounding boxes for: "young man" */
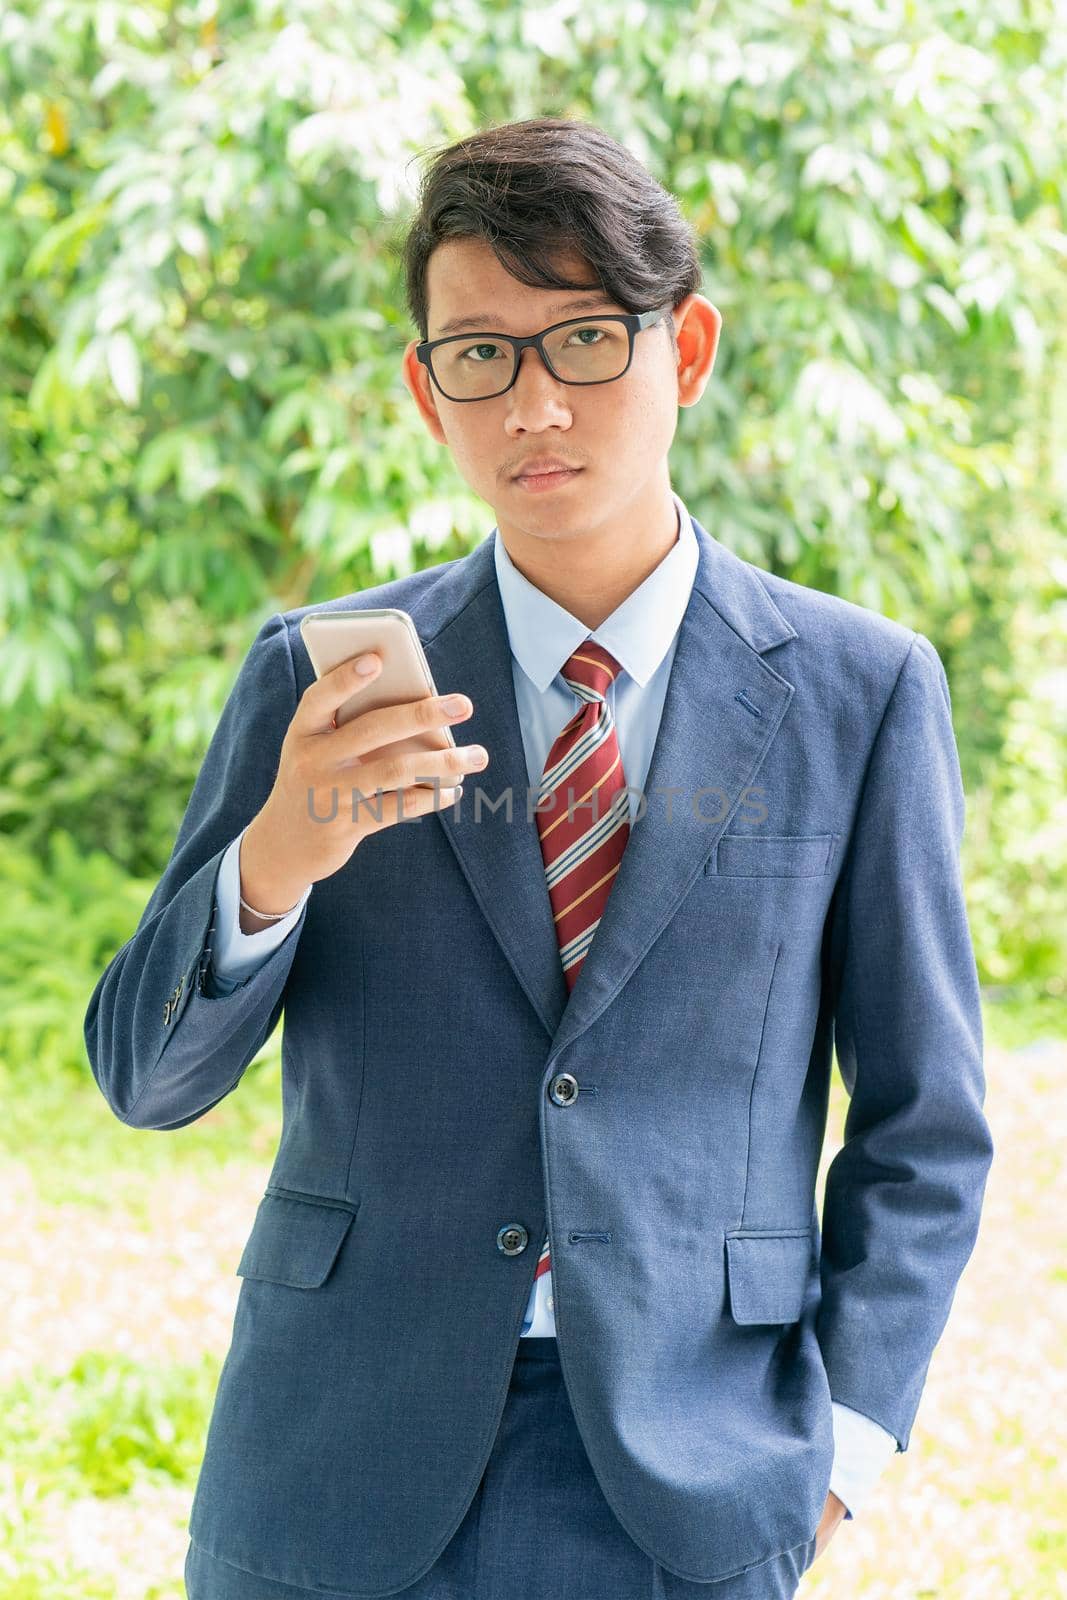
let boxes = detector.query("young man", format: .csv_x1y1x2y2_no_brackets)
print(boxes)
86,118,993,1599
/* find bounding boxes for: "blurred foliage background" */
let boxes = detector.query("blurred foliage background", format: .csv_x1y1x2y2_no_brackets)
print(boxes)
1,0,1066,1594
2,0,1066,1081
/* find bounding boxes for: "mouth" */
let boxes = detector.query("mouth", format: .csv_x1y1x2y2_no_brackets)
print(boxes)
513,467,584,493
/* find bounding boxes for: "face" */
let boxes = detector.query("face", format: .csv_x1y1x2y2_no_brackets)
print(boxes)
401,238,722,566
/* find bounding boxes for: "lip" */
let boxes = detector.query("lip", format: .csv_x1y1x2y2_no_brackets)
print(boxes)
514,467,583,493
513,458,581,479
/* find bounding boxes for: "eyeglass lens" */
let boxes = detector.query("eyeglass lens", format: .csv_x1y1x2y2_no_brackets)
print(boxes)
431,320,630,400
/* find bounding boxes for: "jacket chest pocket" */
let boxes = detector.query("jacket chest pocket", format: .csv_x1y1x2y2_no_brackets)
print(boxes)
724,1226,816,1324
236,1188,360,1289
706,833,836,878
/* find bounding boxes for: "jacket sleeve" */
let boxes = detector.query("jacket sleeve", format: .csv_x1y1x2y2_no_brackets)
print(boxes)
817,631,994,1452
83,611,309,1129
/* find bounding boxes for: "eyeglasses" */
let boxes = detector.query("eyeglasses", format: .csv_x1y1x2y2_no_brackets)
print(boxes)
415,305,673,403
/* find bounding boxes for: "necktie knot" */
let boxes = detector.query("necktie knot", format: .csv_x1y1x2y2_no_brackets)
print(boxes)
561,639,622,704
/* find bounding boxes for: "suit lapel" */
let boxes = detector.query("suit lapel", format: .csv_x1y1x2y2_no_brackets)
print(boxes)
412,515,798,1060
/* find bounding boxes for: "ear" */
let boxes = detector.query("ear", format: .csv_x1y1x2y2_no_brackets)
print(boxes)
401,340,448,444
672,296,722,407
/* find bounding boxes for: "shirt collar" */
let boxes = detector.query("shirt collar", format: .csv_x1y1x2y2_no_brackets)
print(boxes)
492,489,699,692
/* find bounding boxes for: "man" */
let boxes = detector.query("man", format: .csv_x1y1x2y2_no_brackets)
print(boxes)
85,118,993,1600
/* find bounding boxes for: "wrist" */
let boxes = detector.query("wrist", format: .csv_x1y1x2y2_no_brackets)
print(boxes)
239,818,311,924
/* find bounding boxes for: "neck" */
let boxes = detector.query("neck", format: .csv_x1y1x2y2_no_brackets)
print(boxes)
497,478,680,631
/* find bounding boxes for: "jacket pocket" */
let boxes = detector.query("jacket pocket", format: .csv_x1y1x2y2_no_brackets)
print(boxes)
707,834,835,877
723,1226,815,1325
236,1188,360,1288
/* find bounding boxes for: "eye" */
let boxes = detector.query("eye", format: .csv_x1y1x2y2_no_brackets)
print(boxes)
459,342,506,363
565,326,607,346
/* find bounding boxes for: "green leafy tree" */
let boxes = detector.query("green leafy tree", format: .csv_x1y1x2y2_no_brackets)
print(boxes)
0,0,1064,1069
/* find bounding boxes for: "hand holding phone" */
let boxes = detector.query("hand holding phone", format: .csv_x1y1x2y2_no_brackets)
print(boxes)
238,609,489,922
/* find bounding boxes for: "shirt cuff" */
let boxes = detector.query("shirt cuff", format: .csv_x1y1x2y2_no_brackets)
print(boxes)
828,1401,899,1519
211,827,311,984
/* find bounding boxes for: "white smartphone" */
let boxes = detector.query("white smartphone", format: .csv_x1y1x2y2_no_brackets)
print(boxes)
299,608,457,786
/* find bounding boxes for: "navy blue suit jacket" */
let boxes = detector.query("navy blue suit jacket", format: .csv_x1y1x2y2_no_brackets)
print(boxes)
85,516,993,1592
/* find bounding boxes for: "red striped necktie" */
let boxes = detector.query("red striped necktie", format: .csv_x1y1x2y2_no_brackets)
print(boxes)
531,639,632,1296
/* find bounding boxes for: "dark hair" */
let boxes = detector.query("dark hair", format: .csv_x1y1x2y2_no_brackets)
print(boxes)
398,116,703,359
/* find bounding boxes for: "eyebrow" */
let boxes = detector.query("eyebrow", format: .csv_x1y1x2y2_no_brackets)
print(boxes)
433,294,616,339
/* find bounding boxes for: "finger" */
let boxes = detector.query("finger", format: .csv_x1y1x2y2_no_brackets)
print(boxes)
353,780,464,836
300,652,381,735
330,689,468,767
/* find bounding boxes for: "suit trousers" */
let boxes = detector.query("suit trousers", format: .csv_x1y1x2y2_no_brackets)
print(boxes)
185,1336,819,1599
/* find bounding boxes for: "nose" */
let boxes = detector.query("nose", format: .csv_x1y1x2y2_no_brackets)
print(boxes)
506,345,572,422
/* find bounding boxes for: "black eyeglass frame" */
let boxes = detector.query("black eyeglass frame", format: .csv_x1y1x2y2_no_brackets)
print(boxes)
414,305,674,402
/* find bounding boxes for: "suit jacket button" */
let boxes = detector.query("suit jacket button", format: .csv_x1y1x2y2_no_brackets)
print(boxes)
497,1224,529,1256
549,1072,579,1106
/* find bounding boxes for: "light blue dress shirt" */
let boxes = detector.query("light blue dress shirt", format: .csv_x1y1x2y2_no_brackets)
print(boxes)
209,490,898,1517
